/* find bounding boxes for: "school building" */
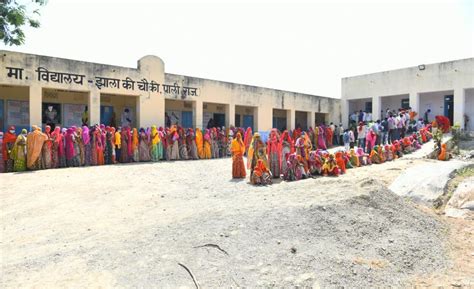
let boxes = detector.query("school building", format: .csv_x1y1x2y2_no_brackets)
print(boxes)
0,50,341,134
341,58,474,131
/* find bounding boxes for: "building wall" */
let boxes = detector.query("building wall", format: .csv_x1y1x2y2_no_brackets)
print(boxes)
341,58,474,129
465,89,474,131
0,50,340,132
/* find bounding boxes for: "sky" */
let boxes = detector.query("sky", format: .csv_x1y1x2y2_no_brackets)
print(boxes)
3,0,473,98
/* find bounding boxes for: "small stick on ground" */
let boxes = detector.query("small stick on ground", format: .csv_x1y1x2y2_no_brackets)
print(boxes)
178,262,200,289
193,243,229,256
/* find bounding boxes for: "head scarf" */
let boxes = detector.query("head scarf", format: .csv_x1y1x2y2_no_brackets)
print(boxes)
82,126,90,145
2,125,17,160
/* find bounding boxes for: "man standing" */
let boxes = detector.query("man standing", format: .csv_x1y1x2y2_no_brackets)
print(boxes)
424,109,431,124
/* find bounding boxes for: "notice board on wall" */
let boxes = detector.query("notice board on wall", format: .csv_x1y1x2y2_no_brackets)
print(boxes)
63,103,86,127
7,100,29,128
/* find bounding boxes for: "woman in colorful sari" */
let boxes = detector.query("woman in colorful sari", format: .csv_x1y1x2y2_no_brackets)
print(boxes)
64,128,75,167
138,128,151,162
76,126,85,166
278,130,293,175
104,127,114,165
27,125,48,170
40,125,53,169
120,127,130,163
322,153,339,176
81,126,91,166
131,128,139,162
186,128,199,160
3,126,17,172
308,150,323,176
267,129,280,178
369,145,381,164
251,159,272,185
365,128,377,154
169,126,180,160
178,127,188,160
11,129,27,172
94,126,105,166
247,132,268,178
195,128,204,159
325,126,333,147
231,132,246,178
210,128,219,159
243,127,253,155
203,129,212,159
51,127,64,168
317,126,327,150
149,125,160,162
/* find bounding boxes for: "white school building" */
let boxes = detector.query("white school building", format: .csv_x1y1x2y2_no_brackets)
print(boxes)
341,58,474,131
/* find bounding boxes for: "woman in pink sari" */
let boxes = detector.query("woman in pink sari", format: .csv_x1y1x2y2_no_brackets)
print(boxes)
365,128,377,154
65,128,77,167
317,126,327,150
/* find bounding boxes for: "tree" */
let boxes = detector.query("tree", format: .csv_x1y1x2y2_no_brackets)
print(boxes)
0,0,47,46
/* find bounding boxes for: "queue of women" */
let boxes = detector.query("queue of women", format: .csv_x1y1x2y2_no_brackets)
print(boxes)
233,123,434,185
1,116,441,185
1,124,230,173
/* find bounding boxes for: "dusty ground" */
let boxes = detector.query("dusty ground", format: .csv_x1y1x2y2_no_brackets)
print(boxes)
0,151,472,288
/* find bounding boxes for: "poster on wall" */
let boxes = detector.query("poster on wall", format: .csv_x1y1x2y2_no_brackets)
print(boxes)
42,102,61,128
63,103,86,127
119,106,134,128
165,110,181,126
202,112,213,129
7,100,29,133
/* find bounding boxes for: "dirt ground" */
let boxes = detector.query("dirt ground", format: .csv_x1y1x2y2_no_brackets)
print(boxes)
1,153,473,288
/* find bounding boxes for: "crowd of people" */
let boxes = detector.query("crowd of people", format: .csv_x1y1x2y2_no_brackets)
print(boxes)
1,107,445,186
0,124,234,173
237,119,433,185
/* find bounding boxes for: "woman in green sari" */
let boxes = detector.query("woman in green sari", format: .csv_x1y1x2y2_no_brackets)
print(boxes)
12,129,28,172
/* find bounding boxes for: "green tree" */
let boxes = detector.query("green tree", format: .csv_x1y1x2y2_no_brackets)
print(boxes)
0,0,47,46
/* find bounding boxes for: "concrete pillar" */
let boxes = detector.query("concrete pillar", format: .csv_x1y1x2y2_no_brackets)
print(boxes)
193,99,203,129
286,109,295,130
453,88,465,129
341,99,349,128
225,103,235,128
137,55,165,128
307,111,315,129
29,85,42,127
372,96,381,121
88,89,100,126
409,92,420,116
256,104,272,131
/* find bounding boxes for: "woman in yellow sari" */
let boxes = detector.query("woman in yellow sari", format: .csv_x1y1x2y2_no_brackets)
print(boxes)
150,125,161,162
231,132,246,178
195,128,204,159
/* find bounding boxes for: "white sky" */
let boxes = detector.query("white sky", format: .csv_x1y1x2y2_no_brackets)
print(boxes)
3,0,473,98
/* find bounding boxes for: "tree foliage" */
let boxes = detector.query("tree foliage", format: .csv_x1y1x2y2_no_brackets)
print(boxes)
0,0,47,46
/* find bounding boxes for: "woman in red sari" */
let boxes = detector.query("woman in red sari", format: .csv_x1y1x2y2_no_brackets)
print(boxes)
278,130,293,175
267,129,280,178
231,132,246,178
2,126,17,172
243,127,253,155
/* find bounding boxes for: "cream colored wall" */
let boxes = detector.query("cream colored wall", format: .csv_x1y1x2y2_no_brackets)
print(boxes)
165,73,341,130
0,50,164,128
0,50,340,131
341,58,474,128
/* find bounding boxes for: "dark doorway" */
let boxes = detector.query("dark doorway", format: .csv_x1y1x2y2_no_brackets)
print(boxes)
213,113,225,128
444,95,453,124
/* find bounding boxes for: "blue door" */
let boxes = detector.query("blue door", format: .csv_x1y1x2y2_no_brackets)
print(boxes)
243,115,254,131
213,113,225,128
444,95,453,125
100,105,114,126
181,111,193,128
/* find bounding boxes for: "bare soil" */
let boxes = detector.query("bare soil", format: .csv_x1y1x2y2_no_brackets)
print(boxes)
0,155,472,288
